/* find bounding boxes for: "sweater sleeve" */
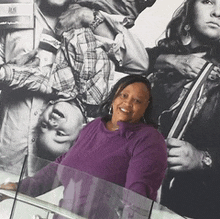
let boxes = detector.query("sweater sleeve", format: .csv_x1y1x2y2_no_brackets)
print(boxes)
19,162,61,197
125,128,167,201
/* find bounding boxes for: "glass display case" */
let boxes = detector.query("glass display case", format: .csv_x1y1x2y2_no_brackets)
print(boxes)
0,155,184,219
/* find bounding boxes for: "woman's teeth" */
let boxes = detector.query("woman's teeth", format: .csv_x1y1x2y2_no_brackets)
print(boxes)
120,107,129,113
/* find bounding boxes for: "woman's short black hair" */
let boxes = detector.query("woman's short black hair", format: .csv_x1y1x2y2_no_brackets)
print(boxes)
99,74,157,127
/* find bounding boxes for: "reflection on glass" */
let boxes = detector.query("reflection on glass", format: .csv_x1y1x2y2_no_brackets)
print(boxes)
0,155,184,219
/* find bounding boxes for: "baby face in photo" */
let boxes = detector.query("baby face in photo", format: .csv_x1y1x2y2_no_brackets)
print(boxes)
37,100,84,160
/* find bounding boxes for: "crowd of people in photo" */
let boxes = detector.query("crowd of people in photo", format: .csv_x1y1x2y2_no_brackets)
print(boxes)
0,0,220,218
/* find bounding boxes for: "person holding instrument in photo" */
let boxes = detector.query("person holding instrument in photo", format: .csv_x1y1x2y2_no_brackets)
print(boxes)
147,0,220,218
0,75,167,218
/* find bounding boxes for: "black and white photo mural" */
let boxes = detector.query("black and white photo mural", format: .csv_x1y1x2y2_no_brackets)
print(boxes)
1,0,219,219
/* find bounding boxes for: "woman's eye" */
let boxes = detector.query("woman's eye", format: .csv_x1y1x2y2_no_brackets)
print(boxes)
56,130,66,136
120,93,128,99
134,99,141,104
202,0,213,5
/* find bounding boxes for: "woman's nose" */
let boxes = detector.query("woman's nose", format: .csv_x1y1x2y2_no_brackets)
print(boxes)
124,98,133,107
212,6,220,17
48,118,58,128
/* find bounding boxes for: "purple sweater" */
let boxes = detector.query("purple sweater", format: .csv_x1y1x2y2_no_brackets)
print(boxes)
56,117,167,200
20,117,167,203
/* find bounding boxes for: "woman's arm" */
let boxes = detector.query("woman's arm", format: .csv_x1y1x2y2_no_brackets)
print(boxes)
148,46,220,79
154,53,207,78
0,163,61,199
125,128,167,201
147,47,207,76
19,163,61,197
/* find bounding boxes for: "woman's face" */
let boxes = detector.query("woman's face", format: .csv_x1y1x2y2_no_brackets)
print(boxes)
38,101,83,159
193,0,220,42
111,82,150,125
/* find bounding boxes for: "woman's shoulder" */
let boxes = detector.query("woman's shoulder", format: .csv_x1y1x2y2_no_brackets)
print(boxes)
138,123,161,134
137,125,167,155
85,117,103,126
129,124,167,162
124,123,164,143
136,124,166,145
80,117,104,132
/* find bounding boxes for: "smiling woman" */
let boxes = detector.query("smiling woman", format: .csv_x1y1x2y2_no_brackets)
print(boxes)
45,75,166,201
99,75,156,126
109,82,150,127
0,75,167,218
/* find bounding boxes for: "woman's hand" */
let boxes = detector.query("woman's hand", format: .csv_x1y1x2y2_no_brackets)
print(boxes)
156,52,219,78
0,182,17,201
166,138,204,173
156,52,220,79
155,52,207,78
172,53,207,78
56,4,94,35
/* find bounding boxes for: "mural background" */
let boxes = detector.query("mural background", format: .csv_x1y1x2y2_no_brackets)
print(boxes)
132,0,183,47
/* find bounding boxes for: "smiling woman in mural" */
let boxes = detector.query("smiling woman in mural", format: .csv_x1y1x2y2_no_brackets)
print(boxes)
147,0,220,218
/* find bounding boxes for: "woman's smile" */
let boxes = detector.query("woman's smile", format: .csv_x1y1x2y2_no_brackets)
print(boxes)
119,106,131,114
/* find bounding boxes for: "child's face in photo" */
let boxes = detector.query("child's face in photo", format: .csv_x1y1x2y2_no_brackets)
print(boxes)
193,0,220,41
37,101,84,160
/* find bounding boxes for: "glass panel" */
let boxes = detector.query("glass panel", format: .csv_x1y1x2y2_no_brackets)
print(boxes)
0,152,27,219
150,201,185,219
0,155,184,219
0,169,20,219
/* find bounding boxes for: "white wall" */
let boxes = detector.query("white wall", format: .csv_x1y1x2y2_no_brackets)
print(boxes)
131,0,184,48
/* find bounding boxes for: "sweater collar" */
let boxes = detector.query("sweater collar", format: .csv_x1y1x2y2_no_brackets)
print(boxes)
101,117,146,139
